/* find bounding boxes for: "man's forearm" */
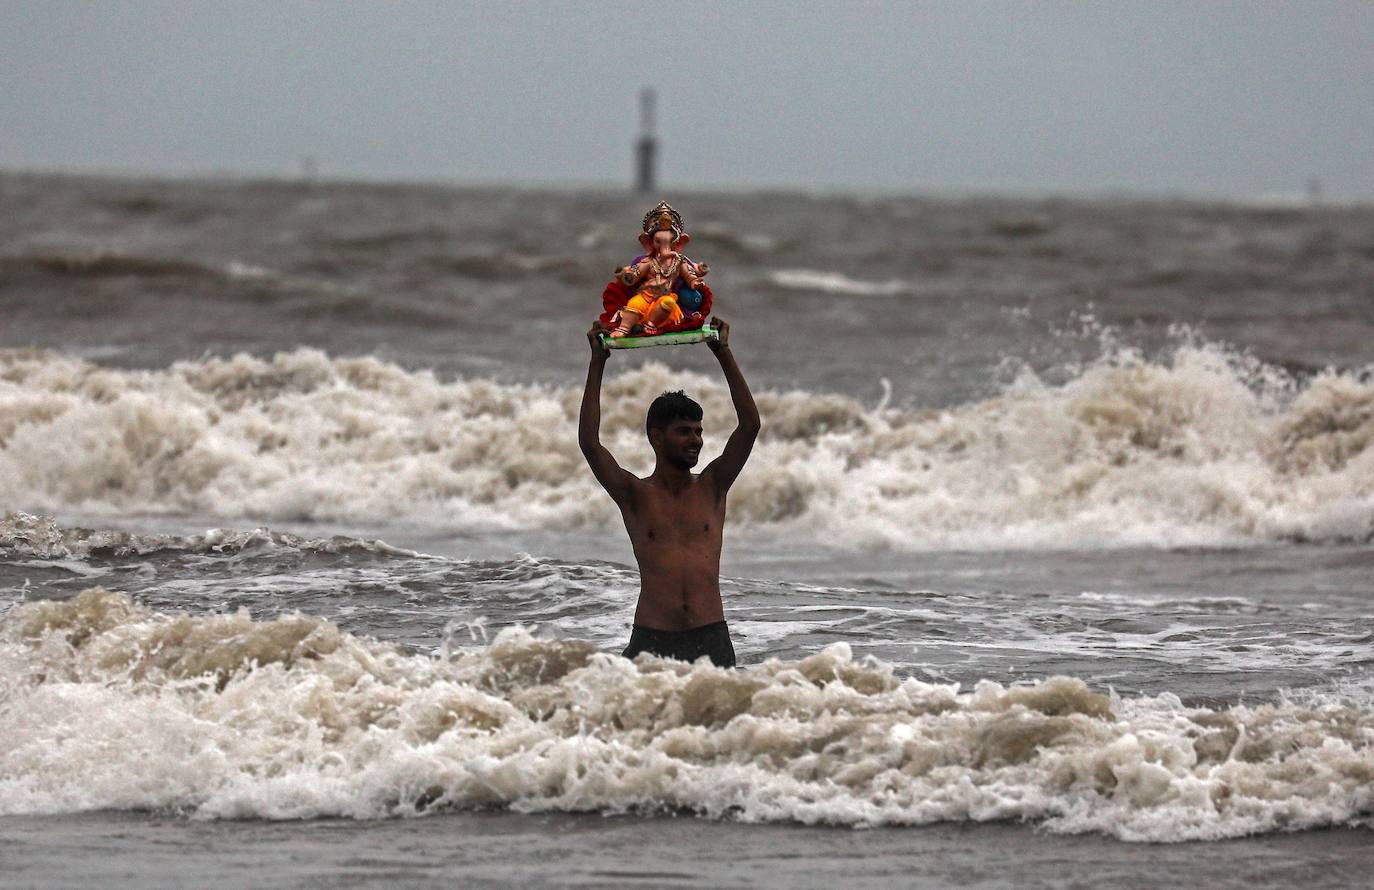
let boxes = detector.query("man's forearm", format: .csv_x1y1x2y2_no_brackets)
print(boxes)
715,347,761,431
579,355,606,451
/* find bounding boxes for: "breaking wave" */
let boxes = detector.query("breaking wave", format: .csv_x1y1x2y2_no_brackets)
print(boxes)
0,511,418,561
0,343,1371,549
765,268,910,296
1,589,1371,840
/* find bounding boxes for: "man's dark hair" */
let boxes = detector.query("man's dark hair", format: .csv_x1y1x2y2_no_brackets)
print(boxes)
645,390,702,438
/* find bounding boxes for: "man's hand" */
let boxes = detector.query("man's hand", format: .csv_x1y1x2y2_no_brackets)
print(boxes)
707,316,730,354
587,322,611,359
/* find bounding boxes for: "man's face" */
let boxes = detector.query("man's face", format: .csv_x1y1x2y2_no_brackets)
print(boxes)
655,418,703,469
652,231,674,256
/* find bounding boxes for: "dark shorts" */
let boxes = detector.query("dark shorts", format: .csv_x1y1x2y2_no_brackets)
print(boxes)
621,620,736,668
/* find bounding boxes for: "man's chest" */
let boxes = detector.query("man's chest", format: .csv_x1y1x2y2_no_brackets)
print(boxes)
630,486,722,539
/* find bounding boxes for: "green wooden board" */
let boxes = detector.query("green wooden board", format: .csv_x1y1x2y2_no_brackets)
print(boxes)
601,327,720,349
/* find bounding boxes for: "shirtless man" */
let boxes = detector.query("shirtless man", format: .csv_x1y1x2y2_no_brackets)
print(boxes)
579,317,760,667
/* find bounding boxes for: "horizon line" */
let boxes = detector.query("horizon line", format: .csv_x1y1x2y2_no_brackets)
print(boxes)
1,162,1366,209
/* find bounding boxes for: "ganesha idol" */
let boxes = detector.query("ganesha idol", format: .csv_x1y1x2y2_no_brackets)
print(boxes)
600,202,713,338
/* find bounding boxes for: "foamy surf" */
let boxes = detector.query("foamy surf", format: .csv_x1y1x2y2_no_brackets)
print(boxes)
0,342,1370,549
1,589,1371,841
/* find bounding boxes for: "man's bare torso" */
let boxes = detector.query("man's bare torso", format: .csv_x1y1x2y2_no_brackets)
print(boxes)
579,313,758,650
617,473,726,630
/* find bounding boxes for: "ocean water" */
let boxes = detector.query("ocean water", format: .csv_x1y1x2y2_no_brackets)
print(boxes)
2,172,1374,887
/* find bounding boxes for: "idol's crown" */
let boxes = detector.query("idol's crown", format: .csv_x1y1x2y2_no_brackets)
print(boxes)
641,201,685,237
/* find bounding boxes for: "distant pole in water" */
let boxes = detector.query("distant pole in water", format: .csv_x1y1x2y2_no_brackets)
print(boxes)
636,87,658,194
1307,177,1324,207
300,155,319,183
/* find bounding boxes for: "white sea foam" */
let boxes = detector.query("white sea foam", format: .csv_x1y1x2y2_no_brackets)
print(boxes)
765,269,910,296
1,589,1371,840
225,261,273,280
0,345,1371,549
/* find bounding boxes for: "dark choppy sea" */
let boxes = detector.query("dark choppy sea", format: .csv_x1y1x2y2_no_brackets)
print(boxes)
2,172,1373,887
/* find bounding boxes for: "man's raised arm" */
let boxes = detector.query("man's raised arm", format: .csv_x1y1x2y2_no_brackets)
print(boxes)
703,318,761,494
579,323,635,503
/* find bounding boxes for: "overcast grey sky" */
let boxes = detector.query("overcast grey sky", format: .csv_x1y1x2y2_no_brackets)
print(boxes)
2,1,1371,197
